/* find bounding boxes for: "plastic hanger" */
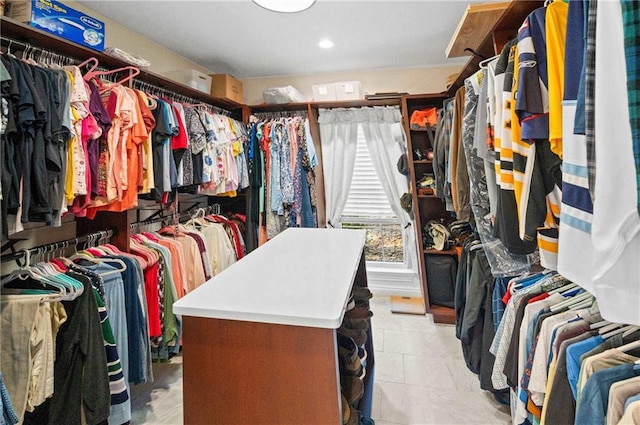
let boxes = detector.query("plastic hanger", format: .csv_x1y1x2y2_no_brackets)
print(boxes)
616,339,640,354
590,319,612,330
602,325,640,340
77,56,99,74
550,291,593,312
84,65,141,89
568,297,594,311
548,282,578,295
598,322,624,335
70,251,127,275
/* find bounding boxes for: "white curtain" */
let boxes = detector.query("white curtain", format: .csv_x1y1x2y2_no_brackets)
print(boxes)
359,107,418,274
318,109,359,227
319,106,418,274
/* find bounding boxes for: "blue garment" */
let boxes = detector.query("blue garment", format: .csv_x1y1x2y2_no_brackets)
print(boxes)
566,335,604,399
304,119,318,167
270,122,283,214
492,277,509,331
626,393,640,410
104,255,147,385
574,0,590,134
83,262,132,425
564,0,585,102
512,272,547,291
300,161,316,227
1,372,19,425
574,363,640,425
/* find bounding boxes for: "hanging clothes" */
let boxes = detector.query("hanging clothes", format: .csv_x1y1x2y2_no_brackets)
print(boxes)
247,115,318,245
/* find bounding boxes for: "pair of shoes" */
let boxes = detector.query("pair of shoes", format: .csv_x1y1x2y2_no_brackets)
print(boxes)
342,317,369,332
352,286,372,302
352,286,372,309
337,334,363,376
341,367,366,406
338,326,367,347
342,395,360,425
346,294,356,311
345,404,359,425
344,305,373,320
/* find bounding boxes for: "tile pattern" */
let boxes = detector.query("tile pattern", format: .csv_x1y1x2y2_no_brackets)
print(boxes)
129,296,511,424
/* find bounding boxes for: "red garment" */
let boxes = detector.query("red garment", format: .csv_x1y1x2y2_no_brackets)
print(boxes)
171,106,188,151
502,280,515,305
527,292,550,304
143,261,161,338
207,214,245,260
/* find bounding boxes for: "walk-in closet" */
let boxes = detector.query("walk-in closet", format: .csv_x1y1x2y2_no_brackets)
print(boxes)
1,0,639,424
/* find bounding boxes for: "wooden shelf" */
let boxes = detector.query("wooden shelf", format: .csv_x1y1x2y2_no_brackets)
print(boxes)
249,97,402,112
413,160,433,164
410,128,433,133
445,1,511,58
1,16,244,112
418,194,438,199
445,0,544,96
427,304,456,325
424,248,459,256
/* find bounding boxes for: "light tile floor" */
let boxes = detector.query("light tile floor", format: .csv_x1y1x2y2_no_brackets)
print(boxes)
130,296,511,424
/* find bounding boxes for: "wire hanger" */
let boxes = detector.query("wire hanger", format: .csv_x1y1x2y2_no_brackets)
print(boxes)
478,54,500,69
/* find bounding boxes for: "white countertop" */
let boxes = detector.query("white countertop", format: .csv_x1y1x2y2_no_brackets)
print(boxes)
172,228,366,329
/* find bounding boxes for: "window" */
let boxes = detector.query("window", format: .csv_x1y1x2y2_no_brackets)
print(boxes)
340,125,404,263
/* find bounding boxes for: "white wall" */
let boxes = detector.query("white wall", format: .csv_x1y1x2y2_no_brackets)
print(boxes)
67,0,214,75
242,64,463,105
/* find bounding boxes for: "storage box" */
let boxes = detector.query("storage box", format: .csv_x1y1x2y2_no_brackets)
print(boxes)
6,0,105,51
164,69,212,94
210,74,244,104
312,83,337,101
335,81,363,100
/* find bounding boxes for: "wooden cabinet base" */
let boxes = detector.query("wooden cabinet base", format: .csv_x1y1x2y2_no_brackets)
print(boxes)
182,317,342,425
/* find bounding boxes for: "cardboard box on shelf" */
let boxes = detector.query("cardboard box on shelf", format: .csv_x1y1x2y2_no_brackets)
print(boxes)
210,74,243,104
163,69,212,94
312,83,337,101
6,0,105,51
335,81,363,100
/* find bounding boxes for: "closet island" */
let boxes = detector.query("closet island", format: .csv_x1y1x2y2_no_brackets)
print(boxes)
173,227,375,424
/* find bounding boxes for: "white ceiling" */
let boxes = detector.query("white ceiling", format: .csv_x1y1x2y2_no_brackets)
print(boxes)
79,0,500,79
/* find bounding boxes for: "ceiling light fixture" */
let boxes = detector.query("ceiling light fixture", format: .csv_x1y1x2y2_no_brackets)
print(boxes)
319,39,334,49
252,0,316,13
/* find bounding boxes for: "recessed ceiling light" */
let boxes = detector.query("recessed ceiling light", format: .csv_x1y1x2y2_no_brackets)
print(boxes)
253,0,316,13
319,39,334,49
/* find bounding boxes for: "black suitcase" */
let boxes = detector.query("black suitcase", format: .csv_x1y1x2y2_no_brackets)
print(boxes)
425,254,458,308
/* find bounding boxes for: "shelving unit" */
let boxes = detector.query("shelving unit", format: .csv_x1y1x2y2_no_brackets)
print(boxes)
400,93,456,324
445,0,545,96
1,16,244,113
0,15,246,251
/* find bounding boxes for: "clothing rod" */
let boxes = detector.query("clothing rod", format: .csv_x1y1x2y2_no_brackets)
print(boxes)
130,204,221,231
0,228,116,264
252,110,308,119
1,35,75,65
131,79,231,116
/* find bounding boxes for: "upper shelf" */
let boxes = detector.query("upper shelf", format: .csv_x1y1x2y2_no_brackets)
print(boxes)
249,97,402,112
1,16,244,112
445,0,544,97
445,1,511,58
